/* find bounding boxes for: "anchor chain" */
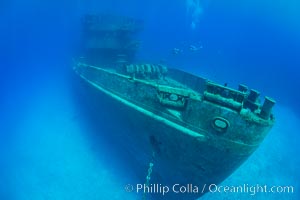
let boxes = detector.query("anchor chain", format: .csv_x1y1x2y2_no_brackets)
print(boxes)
142,152,155,200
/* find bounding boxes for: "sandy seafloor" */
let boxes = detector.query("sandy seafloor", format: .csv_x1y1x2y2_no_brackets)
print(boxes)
1,67,299,200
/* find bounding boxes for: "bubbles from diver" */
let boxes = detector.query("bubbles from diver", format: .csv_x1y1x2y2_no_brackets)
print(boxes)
186,0,203,30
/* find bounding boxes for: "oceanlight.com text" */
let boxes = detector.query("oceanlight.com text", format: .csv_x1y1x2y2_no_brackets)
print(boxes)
208,184,294,195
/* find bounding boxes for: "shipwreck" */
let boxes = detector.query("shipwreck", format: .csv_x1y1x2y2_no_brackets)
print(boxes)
74,14,275,199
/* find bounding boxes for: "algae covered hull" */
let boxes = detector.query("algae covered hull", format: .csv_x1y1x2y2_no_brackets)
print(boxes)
74,61,275,199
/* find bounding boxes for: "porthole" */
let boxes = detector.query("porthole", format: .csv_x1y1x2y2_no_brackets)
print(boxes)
211,117,230,133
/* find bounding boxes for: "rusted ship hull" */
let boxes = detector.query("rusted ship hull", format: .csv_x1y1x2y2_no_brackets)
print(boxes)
74,62,274,199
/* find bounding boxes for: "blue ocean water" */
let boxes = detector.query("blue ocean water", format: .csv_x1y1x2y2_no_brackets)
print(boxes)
1,0,299,199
